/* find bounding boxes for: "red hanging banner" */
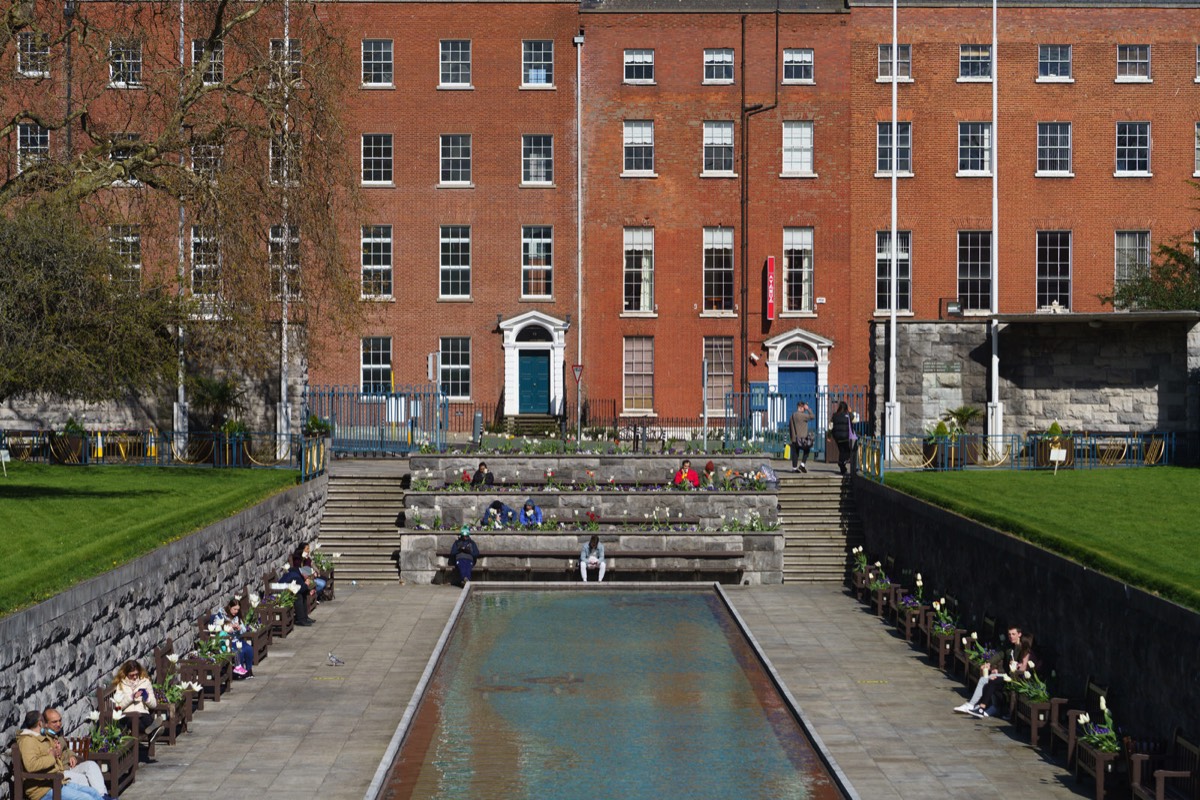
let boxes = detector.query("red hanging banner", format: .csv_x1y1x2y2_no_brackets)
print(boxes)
765,256,776,321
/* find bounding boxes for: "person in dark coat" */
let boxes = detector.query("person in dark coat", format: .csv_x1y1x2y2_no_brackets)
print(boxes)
830,400,856,477
482,500,517,528
788,400,815,473
471,461,495,487
449,526,480,584
280,562,314,625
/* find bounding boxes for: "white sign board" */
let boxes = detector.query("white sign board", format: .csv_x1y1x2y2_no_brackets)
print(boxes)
0,449,9,463
1049,448,1067,463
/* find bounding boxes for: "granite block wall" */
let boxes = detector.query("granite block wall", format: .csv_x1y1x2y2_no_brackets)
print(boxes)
855,477,1200,741
409,454,775,486
0,477,326,798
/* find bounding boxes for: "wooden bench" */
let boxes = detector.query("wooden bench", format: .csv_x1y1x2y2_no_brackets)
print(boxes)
1131,729,1200,800
179,652,233,704
954,614,996,683
436,548,746,582
10,740,64,800
260,570,298,637
152,638,192,744
1048,675,1107,767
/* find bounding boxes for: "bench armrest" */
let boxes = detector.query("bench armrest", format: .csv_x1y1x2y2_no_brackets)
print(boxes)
1154,769,1193,780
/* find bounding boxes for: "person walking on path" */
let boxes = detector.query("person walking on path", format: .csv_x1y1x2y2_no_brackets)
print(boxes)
830,401,856,476
788,400,815,473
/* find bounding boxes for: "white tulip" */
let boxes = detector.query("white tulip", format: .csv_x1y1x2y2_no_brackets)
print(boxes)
112,710,126,721
167,654,180,664
1009,661,1019,673
916,572,922,581
88,711,100,722
1099,696,1107,712
1078,713,1090,725
874,561,881,568
249,593,261,607
333,553,343,558
1023,671,1032,679
287,581,301,594
1027,660,1035,670
961,637,968,645
1002,674,1012,683
932,601,940,610
970,632,978,640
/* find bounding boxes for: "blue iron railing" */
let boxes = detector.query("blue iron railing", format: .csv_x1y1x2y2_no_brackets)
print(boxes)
722,387,870,454
303,384,448,455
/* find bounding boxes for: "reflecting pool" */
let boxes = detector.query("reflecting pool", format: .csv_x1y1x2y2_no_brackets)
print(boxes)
383,590,844,800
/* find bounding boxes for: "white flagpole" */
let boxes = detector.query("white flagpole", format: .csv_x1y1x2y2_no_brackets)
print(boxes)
885,0,901,456
988,0,1004,441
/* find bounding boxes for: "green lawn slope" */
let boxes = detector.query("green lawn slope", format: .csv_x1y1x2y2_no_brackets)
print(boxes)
884,467,1200,611
0,463,298,615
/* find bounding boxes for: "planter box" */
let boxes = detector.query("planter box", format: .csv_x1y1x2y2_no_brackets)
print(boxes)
922,440,962,470
88,736,137,797
1034,438,1076,469
930,628,962,672
896,604,926,642
49,433,85,465
180,657,233,702
1012,695,1053,748
1075,740,1120,800
259,602,294,640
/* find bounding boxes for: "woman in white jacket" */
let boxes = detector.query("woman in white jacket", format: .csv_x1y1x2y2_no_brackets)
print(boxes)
112,659,159,755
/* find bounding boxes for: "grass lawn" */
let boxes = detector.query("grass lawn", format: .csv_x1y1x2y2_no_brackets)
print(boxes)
0,463,298,616
884,467,1200,611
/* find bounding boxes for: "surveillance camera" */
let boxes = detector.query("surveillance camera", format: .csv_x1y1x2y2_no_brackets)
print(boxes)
749,353,760,364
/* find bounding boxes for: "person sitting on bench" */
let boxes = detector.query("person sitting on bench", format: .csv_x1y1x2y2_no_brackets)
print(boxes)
471,461,495,488
580,535,606,582
481,500,517,529
519,498,543,527
16,710,112,800
673,459,700,489
449,526,480,585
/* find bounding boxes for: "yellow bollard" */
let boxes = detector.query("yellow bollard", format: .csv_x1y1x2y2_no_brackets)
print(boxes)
783,443,790,461
148,427,158,458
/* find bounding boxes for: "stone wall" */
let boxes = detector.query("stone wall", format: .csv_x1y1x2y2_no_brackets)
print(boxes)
0,478,326,798
403,490,778,532
855,477,1200,740
409,454,774,485
400,531,781,585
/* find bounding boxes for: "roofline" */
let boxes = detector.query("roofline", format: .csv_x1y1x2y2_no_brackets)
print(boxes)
995,311,1200,324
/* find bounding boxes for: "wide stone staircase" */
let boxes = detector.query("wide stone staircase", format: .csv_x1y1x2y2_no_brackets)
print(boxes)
316,460,407,583
778,473,864,583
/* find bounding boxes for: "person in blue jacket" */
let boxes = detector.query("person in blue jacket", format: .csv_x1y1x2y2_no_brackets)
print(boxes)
449,526,480,584
482,500,517,528
519,498,543,527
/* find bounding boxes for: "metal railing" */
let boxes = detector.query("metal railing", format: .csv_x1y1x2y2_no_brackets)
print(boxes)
723,387,870,454
303,384,447,455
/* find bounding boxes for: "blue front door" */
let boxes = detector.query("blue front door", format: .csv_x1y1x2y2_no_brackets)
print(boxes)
778,367,817,404
518,350,551,413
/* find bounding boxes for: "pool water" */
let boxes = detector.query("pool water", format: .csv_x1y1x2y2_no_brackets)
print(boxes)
383,590,844,800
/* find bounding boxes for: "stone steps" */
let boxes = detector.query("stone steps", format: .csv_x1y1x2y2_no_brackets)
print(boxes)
778,475,863,584
317,467,406,583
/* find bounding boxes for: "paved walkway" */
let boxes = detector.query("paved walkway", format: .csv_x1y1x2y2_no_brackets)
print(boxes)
122,584,1090,800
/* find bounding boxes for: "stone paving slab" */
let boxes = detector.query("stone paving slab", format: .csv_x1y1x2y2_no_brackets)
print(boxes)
121,583,1091,799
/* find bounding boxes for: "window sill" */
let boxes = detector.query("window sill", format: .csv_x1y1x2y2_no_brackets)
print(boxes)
520,296,555,303
779,172,818,179
874,171,914,179
702,79,734,86
956,170,993,178
1193,171,1200,178
1036,306,1073,314
620,311,658,318
1035,171,1075,178
437,84,474,91
623,79,656,86
438,296,473,302
520,83,556,90
956,76,993,83
1113,171,1152,178
437,182,476,189
620,171,658,179
361,295,395,302
361,83,394,90
18,71,50,79
962,309,991,317
362,182,395,188
520,181,556,189
700,171,738,179
1114,76,1151,84
108,82,144,90
875,76,914,84
1036,76,1074,83
699,311,737,319
779,311,817,318
782,79,815,86
111,180,142,188
621,410,657,417
873,310,914,318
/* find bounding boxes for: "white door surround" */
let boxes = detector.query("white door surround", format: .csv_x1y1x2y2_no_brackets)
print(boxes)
499,310,569,417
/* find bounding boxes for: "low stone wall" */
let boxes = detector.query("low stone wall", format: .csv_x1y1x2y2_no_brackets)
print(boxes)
400,531,782,585
403,490,778,532
855,477,1200,740
409,454,774,485
0,478,326,799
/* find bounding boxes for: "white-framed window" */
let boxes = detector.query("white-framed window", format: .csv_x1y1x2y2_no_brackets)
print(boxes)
440,134,471,184
623,227,654,313
191,225,220,297
703,337,734,412
269,132,300,186
783,48,813,83
440,40,471,87
959,44,992,80
191,142,223,180
1115,121,1150,175
1196,46,1200,81
702,121,735,175
1038,44,1072,81
109,133,140,184
108,224,141,285
1037,122,1072,175
521,226,553,298
703,48,734,83
439,225,470,298
523,40,553,86
361,133,393,184
361,225,392,298
783,227,813,313
362,39,393,86
1036,230,1071,310
1114,230,1150,292
17,32,50,78
1195,123,1200,176
878,44,911,80
624,49,654,83
1116,44,1150,81
782,120,814,176
193,39,224,85
440,337,471,399
522,134,553,185
957,122,992,176
16,122,48,172
360,336,392,394
957,230,992,311
623,120,654,175
109,40,142,87
875,230,911,312
270,38,302,84
269,223,301,300
876,121,911,174
703,227,734,313
623,336,654,413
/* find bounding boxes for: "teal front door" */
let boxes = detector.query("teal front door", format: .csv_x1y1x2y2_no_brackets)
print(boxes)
518,350,551,413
